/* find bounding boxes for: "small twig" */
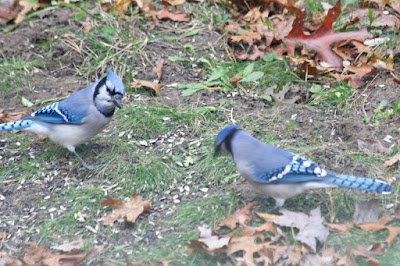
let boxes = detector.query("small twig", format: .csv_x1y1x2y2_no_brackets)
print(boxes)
0,179,18,184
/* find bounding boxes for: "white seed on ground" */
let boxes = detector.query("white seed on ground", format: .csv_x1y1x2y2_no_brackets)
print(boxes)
85,225,98,234
386,203,394,209
200,187,209,193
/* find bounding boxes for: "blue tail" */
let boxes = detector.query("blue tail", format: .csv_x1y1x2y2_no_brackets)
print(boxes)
0,120,32,131
324,171,393,194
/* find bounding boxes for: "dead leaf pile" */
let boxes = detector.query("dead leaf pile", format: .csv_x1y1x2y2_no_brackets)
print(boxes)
0,0,51,24
101,0,190,24
328,200,400,265
188,203,350,265
221,0,400,89
101,193,151,225
0,241,92,265
0,108,26,123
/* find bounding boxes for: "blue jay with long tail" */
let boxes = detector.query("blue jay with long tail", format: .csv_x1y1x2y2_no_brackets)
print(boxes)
214,125,393,209
0,70,125,169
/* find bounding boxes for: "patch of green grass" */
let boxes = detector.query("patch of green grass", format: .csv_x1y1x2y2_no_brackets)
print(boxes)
309,82,355,108
0,54,40,99
34,187,104,245
121,192,241,263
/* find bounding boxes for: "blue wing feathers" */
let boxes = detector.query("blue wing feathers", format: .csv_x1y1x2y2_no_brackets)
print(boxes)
20,82,95,125
23,102,83,124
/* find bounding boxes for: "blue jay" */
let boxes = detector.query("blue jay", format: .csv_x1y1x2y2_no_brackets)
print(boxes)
214,125,393,209
0,70,125,169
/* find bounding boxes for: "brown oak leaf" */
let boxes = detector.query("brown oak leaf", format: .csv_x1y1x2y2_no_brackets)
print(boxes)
155,6,189,22
218,202,254,230
101,193,151,225
132,79,165,96
283,0,372,71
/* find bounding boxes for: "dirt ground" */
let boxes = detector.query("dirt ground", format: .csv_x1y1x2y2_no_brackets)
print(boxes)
1,5,400,264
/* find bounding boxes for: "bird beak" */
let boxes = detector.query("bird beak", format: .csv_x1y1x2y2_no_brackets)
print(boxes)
112,94,123,109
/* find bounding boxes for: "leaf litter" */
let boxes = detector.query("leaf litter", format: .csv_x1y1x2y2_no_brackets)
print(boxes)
221,0,400,90
0,242,92,266
1,0,400,264
100,193,151,225
189,199,400,264
189,203,344,265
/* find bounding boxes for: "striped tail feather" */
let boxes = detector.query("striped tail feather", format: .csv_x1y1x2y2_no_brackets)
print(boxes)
0,120,32,131
325,171,393,194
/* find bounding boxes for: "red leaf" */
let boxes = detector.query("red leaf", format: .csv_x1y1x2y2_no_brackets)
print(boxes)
283,0,373,71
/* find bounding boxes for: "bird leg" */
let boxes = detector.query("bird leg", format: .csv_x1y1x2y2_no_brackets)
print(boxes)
71,149,98,170
266,198,285,213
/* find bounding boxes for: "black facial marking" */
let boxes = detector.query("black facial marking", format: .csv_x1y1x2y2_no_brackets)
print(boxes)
217,128,239,158
93,76,107,101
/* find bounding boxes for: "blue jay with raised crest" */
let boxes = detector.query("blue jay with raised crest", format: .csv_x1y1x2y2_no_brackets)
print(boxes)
214,125,393,209
0,70,125,169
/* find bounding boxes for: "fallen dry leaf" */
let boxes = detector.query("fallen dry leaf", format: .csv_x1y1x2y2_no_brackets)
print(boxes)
132,79,165,96
370,54,394,72
187,201,353,265
255,211,279,220
229,76,243,84
122,251,170,266
152,59,164,81
0,0,17,23
155,6,189,22
163,0,185,6
0,108,26,123
80,20,92,34
352,249,379,266
283,0,372,71
101,193,151,225
17,242,92,266
271,207,329,252
51,239,84,252
328,221,354,233
384,153,400,167
15,0,40,24
356,222,400,247
355,243,383,256
236,45,266,61
264,84,299,103
357,139,392,155
218,202,254,230
0,252,20,265
226,233,273,264
230,31,262,46
187,226,230,252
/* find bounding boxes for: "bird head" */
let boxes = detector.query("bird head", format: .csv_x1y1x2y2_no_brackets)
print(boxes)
94,70,126,111
214,124,241,157
105,70,125,109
